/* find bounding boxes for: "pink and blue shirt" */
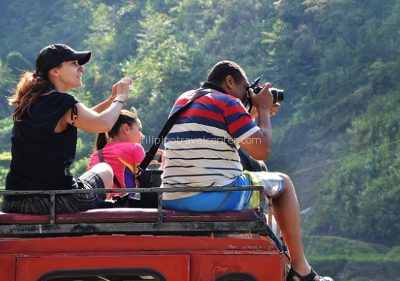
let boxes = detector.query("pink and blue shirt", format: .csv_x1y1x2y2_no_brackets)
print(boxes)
89,141,145,199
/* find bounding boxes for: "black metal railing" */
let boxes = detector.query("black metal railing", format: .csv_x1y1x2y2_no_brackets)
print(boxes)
0,185,266,224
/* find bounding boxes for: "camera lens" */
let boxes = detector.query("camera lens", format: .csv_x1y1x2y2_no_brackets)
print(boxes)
270,88,284,104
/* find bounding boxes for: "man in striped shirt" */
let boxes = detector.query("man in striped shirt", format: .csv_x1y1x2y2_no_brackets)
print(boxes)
161,60,333,281
162,60,277,209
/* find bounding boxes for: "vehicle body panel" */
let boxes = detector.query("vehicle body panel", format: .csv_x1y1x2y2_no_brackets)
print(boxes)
0,235,284,281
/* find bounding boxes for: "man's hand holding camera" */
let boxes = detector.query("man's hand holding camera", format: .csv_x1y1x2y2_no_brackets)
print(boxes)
245,76,284,118
248,82,282,119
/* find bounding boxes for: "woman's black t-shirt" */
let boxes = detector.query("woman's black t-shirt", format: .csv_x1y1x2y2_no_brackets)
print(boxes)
6,91,79,191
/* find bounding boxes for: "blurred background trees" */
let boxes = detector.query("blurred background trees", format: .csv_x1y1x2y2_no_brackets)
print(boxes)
1,1,399,278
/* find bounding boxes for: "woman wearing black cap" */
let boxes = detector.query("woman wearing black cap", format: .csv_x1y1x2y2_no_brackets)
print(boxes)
2,43,133,214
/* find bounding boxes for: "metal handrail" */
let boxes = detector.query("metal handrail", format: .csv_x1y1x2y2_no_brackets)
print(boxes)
0,185,266,224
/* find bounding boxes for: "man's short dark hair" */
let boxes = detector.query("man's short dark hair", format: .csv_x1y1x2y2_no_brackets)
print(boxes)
207,60,247,85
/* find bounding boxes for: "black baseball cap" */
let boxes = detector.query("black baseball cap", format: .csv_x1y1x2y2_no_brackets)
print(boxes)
35,43,91,78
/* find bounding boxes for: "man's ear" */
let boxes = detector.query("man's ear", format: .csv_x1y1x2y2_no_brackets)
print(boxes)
225,75,235,90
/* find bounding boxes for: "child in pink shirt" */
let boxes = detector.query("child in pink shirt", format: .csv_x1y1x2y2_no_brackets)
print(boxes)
88,110,145,200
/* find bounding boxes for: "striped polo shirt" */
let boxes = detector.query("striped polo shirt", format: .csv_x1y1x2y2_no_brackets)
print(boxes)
161,87,260,200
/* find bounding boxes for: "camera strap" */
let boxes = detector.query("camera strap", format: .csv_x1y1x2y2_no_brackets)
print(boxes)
201,82,227,94
137,88,211,174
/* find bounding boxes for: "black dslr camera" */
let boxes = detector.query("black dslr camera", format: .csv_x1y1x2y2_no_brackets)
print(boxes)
248,77,284,104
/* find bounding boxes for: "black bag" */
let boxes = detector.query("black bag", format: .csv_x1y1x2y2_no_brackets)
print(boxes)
136,169,162,188
117,169,162,208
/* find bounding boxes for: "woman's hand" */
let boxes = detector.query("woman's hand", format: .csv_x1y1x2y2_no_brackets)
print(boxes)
113,77,133,102
110,83,118,102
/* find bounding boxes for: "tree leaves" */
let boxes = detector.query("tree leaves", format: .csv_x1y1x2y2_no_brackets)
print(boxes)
0,0,399,247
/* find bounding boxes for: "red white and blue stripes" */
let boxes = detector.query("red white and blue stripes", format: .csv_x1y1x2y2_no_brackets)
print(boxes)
162,88,259,200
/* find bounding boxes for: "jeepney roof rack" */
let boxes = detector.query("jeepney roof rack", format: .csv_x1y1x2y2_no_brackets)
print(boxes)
0,186,287,254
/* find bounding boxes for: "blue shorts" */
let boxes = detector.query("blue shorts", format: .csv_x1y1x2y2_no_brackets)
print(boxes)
163,174,253,212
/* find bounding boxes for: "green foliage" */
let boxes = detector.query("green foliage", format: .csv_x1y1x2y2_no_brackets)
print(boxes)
309,92,400,245
0,1,399,263
0,60,14,118
261,0,400,248
0,151,11,162
71,156,91,178
124,4,192,142
5,51,31,73
0,0,92,60
0,118,12,188
303,235,386,257
386,245,400,260
0,118,12,152
303,235,400,280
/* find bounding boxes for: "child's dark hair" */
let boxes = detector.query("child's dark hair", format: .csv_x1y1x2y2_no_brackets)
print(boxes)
95,109,138,150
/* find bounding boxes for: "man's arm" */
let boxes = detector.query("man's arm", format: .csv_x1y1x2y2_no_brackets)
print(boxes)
240,83,275,160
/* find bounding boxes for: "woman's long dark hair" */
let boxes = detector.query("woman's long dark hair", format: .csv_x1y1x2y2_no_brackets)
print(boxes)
8,71,55,121
95,109,138,150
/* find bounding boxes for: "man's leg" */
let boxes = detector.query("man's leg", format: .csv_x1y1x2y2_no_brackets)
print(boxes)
269,173,311,276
